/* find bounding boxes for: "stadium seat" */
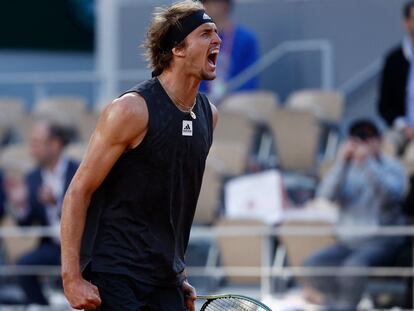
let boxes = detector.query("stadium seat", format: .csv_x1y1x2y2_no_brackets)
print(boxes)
207,142,250,176
215,218,272,285
213,111,256,145
1,216,39,264
0,97,27,144
75,112,99,142
210,111,256,175
266,108,320,173
0,144,34,178
12,115,35,144
0,97,27,127
220,91,279,122
33,96,87,115
286,89,344,123
286,90,343,162
194,166,222,225
32,96,88,130
219,92,280,170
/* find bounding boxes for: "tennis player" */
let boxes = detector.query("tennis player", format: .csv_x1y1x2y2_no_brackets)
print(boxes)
60,1,220,310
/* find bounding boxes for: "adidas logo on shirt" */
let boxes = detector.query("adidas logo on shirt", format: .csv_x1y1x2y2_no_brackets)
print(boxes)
182,120,193,136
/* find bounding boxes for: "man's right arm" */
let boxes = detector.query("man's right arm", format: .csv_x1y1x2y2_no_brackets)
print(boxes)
60,93,148,310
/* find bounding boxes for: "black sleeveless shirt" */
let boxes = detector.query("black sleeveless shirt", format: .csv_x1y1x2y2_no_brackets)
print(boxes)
80,78,213,286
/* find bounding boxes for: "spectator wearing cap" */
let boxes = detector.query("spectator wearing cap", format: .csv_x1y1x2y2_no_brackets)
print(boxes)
200,0,259,103
7,120,79,306
302,119,407,309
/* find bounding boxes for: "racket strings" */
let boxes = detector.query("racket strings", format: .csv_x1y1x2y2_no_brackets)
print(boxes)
202,297,261,311
203,300,246,311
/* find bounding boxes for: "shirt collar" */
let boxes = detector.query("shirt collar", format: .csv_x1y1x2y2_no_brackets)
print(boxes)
42,155,68,178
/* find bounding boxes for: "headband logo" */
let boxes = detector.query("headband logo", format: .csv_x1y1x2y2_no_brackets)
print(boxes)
203,13,211,20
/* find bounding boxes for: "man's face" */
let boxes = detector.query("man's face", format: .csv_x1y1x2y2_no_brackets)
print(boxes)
179,22,221,81
366,137,382,155
350,136,382,157
30,123,59,167
405,7,414,37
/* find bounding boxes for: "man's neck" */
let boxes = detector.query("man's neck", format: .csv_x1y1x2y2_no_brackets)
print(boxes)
158,70,200,108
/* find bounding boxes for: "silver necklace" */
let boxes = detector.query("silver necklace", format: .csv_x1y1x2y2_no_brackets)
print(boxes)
174,98,197,120
159,79,197,120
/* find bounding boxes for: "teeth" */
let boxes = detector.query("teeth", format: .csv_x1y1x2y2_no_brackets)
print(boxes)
207,49,218,66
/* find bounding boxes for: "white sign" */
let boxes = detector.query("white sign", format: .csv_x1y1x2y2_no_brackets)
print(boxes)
225,170,285,225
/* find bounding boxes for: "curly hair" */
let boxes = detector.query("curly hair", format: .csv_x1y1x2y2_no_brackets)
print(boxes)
143,0,204,76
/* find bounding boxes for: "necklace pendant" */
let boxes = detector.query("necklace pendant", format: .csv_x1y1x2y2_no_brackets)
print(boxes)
190,110,197,120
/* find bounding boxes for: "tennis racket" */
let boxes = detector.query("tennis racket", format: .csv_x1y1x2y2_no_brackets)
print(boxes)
197,294,272,311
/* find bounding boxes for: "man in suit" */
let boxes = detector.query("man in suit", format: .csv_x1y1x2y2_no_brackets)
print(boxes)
378,1,414,154
10,120,78,305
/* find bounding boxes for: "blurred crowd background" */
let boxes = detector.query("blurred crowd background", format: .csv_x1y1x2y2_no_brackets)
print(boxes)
0,0,413,310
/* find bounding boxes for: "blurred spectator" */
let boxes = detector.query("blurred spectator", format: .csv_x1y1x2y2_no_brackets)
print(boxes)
378,3,414,307
200,0,259,103
7,120,78,306
303,119,406,309
0,170,6,266
378,1,414,156
0,170,5,220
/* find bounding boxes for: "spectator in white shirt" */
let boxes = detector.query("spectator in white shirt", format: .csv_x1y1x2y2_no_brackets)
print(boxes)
7,120,79,306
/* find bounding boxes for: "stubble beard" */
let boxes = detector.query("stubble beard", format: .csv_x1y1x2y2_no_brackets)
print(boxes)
200,69,216,81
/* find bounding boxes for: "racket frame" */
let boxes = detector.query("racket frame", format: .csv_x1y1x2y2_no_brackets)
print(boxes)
196,294,272,311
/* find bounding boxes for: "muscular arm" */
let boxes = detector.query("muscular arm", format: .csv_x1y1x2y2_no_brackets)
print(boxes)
60,93,148,310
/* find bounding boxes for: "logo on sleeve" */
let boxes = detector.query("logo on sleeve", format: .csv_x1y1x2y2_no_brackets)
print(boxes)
182,121,193,136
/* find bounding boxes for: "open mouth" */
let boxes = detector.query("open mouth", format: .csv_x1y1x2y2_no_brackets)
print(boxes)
207,50,219,67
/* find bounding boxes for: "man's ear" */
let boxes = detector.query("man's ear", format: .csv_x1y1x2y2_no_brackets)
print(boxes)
172,45,186,58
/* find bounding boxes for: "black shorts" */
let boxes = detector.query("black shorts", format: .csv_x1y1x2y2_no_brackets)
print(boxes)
89,271,187,311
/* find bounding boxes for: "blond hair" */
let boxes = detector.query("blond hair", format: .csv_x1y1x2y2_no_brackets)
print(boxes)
143,0,204,76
